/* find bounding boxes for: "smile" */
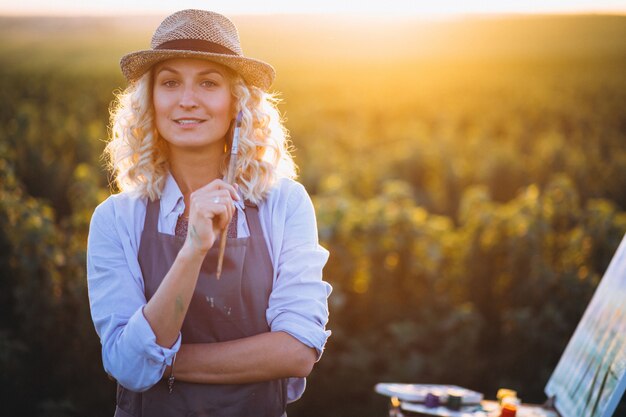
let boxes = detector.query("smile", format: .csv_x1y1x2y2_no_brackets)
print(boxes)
174,118,206,125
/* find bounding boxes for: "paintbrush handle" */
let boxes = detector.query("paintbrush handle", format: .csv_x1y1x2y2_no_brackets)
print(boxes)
216,227,228,279
216,112,242,279
216,158,236,279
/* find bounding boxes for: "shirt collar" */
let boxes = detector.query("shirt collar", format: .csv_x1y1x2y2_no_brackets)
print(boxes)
160,172,184,217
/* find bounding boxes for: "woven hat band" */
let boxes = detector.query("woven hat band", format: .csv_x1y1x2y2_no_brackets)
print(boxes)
155,39,238,56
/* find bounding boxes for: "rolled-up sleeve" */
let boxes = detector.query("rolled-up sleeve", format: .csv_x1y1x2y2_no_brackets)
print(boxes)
87,199,180,392
266,182,332,360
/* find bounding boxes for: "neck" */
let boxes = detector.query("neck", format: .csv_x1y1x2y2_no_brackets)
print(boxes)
168,143,224,195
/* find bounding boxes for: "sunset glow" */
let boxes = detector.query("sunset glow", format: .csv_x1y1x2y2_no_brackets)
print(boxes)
1,0,625,16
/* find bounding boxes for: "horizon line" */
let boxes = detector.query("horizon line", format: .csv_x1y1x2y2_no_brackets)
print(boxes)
1,10,625,18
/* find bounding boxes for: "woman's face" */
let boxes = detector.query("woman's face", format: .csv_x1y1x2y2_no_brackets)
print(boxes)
153,58,234,152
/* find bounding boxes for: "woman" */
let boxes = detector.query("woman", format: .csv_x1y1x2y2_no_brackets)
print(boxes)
87,9,331,417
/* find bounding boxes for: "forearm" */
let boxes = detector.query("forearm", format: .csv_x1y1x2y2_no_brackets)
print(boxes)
170,331,317,384
142,180,238,348
143,244,205,348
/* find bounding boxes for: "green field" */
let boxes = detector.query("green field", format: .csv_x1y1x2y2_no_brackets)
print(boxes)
1,14,625,417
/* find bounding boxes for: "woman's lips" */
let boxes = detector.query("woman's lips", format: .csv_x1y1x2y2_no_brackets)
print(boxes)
173,118,206,125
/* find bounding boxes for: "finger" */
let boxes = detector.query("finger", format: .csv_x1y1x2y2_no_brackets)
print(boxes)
201,179,241,201
220,183,240,201
207,190,235,208
190,192,230,214
217,191,239,211
192,186,239,205
209,202,231,230
206,192,232,214
220,195,235,222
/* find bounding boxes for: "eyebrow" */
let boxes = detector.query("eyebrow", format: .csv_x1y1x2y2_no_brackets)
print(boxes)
156,66,224,77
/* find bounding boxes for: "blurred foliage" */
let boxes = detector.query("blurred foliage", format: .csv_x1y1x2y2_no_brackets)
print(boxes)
0,14,625,417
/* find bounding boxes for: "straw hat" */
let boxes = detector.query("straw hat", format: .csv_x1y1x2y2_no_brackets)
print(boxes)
120,9,275,91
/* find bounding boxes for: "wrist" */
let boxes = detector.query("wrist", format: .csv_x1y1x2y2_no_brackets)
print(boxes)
179,240,209,262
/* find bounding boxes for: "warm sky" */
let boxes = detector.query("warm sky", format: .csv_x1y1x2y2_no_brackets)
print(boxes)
1,0,625,16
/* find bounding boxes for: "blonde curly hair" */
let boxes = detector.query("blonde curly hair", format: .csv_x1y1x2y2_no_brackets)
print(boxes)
105,64,297,204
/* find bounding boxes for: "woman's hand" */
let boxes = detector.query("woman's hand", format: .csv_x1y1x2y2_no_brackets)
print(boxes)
183,179,240,256
143,179,239,349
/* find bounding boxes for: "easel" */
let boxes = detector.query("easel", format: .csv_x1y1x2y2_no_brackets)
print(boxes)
378,234,626,417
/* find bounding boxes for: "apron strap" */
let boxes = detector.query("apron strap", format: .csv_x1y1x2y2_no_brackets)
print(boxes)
143,198,161,235
243,201,263,238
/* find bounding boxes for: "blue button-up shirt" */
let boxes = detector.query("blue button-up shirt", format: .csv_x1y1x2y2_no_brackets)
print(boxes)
86,174,331,402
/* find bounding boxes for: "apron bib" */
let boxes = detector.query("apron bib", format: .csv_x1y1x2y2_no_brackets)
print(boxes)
114,199,287,417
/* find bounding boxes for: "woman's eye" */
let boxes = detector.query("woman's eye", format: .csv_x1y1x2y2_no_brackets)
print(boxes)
163,80,178,87
201,80,217,88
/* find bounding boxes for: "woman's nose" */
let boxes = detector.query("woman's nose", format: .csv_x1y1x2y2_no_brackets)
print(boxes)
178,86,198,109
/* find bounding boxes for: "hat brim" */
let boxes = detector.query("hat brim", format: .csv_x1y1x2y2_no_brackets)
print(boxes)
120,49,275,91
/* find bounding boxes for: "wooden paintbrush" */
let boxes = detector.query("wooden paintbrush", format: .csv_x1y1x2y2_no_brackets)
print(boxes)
216,111,243,279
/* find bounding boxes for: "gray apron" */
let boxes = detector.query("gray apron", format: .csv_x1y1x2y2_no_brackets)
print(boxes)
114,198,287,417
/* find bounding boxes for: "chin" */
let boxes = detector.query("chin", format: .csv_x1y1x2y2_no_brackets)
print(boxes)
165,137,227,152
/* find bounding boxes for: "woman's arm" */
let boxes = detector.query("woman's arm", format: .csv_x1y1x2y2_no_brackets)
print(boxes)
163,180,331,385
168,332,317,384
87,179,238,391
142,180,239,348
87,198,178,392
265,181,332,359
